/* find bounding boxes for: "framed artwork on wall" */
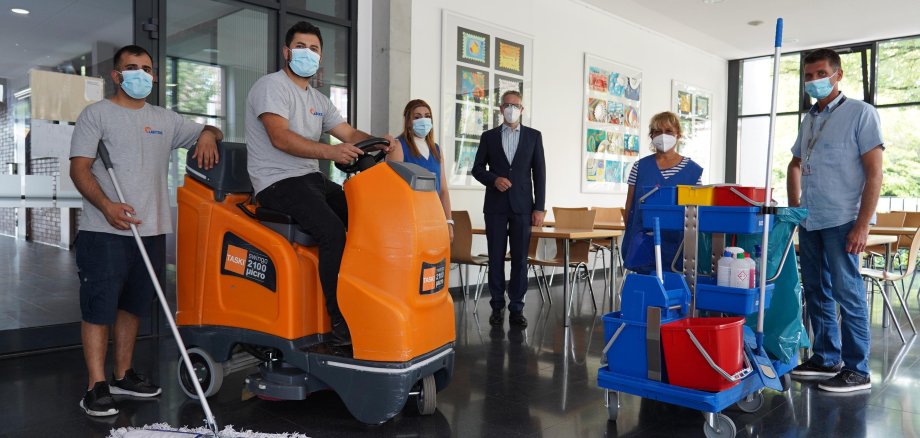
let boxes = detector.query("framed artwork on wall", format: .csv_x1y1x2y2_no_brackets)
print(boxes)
442,12,533,189
671,80,713,183
495,38,524,75
457,27,489,67
581,53,641,194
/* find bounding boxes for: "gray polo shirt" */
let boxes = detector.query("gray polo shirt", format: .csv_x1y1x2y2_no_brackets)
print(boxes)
245,70,346,195
70,99,205,236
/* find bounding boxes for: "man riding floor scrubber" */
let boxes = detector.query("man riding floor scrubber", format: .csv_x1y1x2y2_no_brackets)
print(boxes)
173,139,455,424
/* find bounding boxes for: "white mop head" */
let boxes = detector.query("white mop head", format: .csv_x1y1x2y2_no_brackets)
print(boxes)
108,422,309,438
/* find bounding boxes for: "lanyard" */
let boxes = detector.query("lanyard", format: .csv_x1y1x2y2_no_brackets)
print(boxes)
803,95,847,164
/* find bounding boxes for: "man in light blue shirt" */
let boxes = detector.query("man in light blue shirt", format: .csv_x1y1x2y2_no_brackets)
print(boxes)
787,48,884,393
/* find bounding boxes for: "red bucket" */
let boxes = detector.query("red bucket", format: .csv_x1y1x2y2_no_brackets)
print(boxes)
660,317,746,392
713,186,768,206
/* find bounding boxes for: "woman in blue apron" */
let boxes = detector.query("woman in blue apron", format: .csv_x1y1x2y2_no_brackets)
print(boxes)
387,99,455,241
622,111,703,274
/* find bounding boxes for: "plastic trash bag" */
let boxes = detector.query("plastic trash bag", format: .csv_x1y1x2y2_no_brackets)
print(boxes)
736,207,810,363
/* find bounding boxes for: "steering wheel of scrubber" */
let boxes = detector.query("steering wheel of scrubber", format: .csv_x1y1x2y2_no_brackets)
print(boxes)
335,137,391,174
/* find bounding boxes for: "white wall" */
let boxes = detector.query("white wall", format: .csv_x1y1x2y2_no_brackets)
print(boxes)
406,0,729,224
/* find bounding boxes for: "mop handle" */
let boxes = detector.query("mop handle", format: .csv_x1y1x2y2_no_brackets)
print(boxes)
756,18,783,351
654,217,663,282
97,142,220,436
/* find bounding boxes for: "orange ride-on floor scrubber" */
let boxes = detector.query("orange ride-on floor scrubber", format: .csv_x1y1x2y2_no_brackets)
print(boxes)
174,139,455,424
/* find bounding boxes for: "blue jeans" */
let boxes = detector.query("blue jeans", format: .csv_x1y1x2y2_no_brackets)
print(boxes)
799,221,870,376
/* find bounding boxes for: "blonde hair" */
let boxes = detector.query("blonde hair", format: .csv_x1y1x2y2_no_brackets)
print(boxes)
648,111,682,138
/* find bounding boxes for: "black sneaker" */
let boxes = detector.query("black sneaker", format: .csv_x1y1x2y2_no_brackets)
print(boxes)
790,359,843,378
818,370,871,393
489,309,504,326
110,369,162,397
509,312,528,328
80,381,118,416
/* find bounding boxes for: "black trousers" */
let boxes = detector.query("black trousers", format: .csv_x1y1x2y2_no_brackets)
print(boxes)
257,172,348,324
484,212,531,313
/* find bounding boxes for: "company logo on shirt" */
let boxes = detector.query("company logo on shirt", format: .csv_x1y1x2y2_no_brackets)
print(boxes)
144,126,163,135
309,107,324,117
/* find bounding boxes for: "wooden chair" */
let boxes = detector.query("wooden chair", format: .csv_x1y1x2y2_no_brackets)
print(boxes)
861,226,920,343
589,206,624,289
450,211,489,302
541,207,588,288
528,208,598,316
900,212,920,301
866,211,906,269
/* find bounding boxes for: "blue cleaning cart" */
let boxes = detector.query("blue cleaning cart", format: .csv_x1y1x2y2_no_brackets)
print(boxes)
598,206,798,437
598,19,795,437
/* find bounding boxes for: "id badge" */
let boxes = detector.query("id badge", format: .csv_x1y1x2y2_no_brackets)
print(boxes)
803,163,813,176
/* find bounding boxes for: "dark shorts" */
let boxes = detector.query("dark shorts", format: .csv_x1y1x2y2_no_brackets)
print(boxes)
75,231,166,325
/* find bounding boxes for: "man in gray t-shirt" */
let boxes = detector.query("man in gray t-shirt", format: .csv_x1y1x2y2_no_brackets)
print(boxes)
246,21,393,347
69,45,222,417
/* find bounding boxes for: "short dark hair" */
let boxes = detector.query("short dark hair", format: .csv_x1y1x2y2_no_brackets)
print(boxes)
285,21,323,48
113,45,152,69
804,48,841,71
501,90,523,103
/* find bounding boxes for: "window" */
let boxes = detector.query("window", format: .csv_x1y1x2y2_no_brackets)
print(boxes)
166,58,224,129
731,36,920,201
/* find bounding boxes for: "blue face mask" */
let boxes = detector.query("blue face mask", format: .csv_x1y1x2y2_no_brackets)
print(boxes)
289,48,320,78
119,70,153,99
804,71,837,100
412,118,433,138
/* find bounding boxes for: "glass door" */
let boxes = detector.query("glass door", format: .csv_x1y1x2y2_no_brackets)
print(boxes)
0,0,136,355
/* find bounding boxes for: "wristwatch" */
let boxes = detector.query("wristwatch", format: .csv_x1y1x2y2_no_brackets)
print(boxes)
446,219,454,225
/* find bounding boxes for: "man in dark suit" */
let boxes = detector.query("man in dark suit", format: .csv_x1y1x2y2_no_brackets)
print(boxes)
472,90,546,328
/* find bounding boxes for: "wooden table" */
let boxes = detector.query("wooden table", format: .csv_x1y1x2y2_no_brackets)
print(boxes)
473,226,624,326
543,220,625,230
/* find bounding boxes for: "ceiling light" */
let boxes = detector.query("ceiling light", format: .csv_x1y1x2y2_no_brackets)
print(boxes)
702,0,724,4
747,20,763,26
11,8,30,15
203,48,219,53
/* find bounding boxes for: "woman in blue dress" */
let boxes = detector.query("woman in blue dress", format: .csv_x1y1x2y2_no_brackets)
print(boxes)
387,99,454,241
621,111,703,273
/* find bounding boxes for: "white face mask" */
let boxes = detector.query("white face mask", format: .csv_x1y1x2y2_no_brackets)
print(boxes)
652,134,677,152
502,105,522,124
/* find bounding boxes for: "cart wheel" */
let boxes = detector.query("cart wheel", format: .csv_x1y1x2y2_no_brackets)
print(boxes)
703,413,736,438
780,373,792,392
736,391,764,413
177,347,224,399
409,374,437,416
605,390,619,422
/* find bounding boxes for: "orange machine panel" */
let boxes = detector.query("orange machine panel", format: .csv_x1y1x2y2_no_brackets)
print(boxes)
339,164,456,362
176,177,328,340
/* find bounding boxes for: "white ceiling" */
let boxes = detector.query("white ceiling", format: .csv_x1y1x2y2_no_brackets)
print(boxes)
580,0,920,59
0,0,132,87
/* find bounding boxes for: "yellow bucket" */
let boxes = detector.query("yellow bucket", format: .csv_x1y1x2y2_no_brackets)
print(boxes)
677,185,715,206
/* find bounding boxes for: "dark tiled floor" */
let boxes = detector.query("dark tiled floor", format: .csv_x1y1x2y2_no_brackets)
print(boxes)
0,237,82,330
2,257,920,437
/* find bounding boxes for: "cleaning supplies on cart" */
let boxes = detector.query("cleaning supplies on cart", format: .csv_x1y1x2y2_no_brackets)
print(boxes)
730,253,750,288
717,251,734,286
717,246,745,287
744,252,757,288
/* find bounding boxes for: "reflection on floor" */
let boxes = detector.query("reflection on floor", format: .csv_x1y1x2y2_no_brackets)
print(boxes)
2,270,920,437
0,236,81,330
